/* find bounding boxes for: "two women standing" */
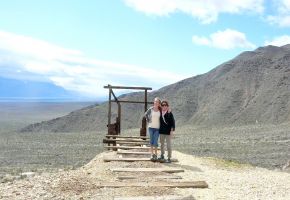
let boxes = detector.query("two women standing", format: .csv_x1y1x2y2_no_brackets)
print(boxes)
144,97,175,163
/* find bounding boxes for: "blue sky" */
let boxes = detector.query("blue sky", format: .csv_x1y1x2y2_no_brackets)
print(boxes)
0,0,290,99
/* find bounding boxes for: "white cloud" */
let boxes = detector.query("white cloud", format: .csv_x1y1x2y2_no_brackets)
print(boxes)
0,31,186,98
124,0,264,24
278,0,290,12
192,36,211,46
266,0,290,27
267,15,290,27
264,35,290,46
192,29,256,50
0,31,82,60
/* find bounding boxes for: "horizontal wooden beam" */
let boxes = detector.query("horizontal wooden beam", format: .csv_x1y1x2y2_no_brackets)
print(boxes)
104,85,152,90
106,135,149,139
114,195,196,200
96,181,208,188
103,138,149,143
103,158,178,162
116,141,149,145
111,168,184,173
117,175,182,180
104,158,152,162
104,146,158,150
155,175,182,180
110,100,153,104
117,151,151,155
114,143,148,147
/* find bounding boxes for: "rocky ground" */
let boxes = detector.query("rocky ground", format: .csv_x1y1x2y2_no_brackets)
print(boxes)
1,150,290,200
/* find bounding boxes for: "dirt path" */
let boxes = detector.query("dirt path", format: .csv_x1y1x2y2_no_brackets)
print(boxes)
0,150,290,200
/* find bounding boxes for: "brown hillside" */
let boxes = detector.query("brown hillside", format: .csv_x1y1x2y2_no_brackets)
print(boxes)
21,45,290,132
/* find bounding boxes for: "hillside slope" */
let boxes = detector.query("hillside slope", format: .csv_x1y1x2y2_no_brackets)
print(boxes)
21,45,290,132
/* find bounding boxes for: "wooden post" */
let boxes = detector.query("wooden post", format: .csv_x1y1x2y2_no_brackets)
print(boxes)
144,89,148,112
140,117,147,137
108,87,112,126
118,103,121,134
140,89,148,137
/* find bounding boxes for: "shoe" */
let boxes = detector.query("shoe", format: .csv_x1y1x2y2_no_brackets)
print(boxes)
150,154,157,162
157,154,164,162
165,158,171,163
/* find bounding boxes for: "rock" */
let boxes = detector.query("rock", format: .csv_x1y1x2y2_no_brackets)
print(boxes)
1,175,14,183
282,160,290,171
21,172,36,178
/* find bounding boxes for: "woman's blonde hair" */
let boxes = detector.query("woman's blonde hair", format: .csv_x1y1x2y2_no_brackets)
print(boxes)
154,97,161,104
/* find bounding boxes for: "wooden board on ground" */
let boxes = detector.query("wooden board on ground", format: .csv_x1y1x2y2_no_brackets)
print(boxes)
104,157,152,162
155,175,182,179
104,146,159,150
111,168,184,173
117,175,182,180
114,195,195,200
106,135,149,139
104,139,149,142
96,181,208,188
116,141,149,144
117,151,151,155
104,157,178,162
116,144,147,147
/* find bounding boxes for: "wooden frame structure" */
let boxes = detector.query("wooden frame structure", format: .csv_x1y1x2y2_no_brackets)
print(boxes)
104,84,152,137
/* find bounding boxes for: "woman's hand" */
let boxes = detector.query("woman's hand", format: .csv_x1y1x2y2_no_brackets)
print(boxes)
170,131,174,138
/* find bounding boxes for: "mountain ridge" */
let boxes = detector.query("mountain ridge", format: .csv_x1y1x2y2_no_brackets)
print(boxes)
21,45,290,132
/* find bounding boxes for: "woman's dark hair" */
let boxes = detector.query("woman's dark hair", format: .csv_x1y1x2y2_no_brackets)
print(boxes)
161,100,169,106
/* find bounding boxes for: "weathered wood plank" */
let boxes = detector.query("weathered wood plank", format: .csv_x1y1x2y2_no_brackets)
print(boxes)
104,141,149,145
104,146,159,150
106,135,149,139
111,168,184,173
104,85,152,90
104,138,149,142
103,142,148,147
104,158,152,162
103,139,149,145
97,181,208,188
117,175,182,180
114,196,195,200
155,175,182,179
115,139,149,144
104,157,178,162
116,176,137,180
116,142,149,146
117,151,151,155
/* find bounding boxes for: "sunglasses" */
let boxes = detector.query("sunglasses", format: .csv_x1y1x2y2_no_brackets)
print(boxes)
161,104,168,107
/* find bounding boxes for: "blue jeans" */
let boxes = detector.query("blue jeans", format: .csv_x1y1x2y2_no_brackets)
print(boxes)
148,127,159,147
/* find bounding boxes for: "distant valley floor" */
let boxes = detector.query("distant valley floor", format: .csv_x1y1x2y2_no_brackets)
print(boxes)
0,123,290,178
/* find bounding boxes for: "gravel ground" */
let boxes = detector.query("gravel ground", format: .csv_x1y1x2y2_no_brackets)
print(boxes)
1,150,290,200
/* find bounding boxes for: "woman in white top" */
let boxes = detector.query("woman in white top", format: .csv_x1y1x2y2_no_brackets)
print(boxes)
144,97,161,161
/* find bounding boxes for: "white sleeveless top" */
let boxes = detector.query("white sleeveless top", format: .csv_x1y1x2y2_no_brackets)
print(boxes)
148,109,160,129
